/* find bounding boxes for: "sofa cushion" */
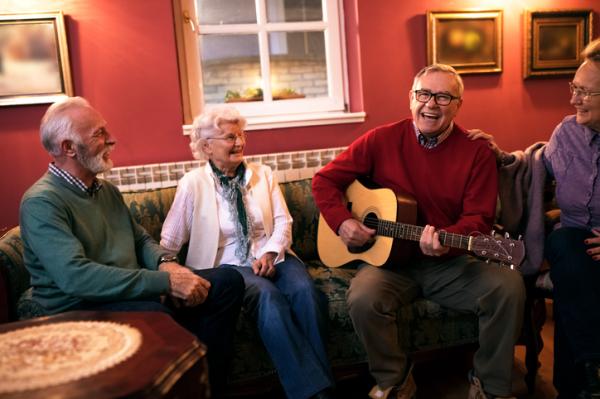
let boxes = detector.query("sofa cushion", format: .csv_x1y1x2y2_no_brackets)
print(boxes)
122,187,177,242
279,179,319,261
122,179,320,261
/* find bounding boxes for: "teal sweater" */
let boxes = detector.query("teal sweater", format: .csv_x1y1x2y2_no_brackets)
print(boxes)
20,173,171,314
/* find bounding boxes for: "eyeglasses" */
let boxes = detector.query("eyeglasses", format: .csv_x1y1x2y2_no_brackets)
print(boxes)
412,90,460,106
207,132,247,144
569,82,600,101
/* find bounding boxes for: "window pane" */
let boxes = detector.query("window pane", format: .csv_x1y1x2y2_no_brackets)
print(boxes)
200,35,262,104
197,0,256,24
266,0,323,22
269,31,327,100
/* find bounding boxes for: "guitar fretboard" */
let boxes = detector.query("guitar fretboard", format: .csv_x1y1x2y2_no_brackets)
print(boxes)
363,218,471,250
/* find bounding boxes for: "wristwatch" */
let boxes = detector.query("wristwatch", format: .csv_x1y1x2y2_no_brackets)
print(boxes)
158,255,178,265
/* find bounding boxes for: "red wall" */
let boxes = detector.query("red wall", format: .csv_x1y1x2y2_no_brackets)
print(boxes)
0,0,598,230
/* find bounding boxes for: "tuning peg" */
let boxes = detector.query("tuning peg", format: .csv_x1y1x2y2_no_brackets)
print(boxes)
510,264,514,270
505,232,510,238
518,234,522,240
491,229,495,236
485,259,490,264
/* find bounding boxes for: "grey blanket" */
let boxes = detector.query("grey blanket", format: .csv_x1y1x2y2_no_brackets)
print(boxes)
497,142,548,275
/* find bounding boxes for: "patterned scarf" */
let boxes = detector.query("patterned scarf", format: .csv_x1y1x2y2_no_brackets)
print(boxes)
209,160,251,263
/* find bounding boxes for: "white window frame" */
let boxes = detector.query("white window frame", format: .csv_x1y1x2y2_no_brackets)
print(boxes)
173,0,364,131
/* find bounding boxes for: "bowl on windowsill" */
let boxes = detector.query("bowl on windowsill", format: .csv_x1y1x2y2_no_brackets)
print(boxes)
224,88,305,103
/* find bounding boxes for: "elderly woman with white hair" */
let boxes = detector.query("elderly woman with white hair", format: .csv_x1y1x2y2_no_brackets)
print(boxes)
160,106,334,399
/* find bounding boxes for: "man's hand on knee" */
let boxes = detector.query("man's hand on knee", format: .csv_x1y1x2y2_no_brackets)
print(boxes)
161,262,211,306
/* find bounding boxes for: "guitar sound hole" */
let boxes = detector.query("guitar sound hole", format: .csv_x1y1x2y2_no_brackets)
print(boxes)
348,238,376,254
363,213,379,230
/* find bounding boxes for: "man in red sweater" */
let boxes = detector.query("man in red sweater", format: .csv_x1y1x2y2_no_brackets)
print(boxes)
312,64,525,399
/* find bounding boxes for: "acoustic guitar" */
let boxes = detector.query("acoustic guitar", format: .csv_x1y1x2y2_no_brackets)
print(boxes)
317,180,525,269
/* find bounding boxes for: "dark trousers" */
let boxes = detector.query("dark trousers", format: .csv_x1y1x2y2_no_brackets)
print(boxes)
77,267,245,398
546,227,600,397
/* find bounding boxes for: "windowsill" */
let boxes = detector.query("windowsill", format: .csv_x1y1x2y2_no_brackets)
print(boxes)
182,111,366,134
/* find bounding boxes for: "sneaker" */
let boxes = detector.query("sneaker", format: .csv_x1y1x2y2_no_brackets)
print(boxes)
369,364,417,399
467,370,516,399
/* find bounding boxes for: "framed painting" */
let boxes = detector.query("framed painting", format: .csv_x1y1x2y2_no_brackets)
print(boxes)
0,11,73,106
523,9,593,78
427,10,503,74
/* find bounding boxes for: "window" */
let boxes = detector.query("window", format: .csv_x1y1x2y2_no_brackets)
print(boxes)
174,0,364,129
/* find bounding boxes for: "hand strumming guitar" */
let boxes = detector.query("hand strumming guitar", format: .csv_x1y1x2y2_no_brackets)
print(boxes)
338,218,376,247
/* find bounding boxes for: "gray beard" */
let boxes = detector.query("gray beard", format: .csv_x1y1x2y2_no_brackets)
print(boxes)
76,145,113,174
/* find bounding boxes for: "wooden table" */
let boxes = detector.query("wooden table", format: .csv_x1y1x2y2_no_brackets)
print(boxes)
0,311,208,399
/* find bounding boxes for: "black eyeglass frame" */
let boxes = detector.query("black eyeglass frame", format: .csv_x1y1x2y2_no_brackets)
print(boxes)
412,89,461,106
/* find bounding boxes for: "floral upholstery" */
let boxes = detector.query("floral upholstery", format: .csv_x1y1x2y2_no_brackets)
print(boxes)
123,179,480,384
123,187,177,242
279,179,320,261
0,178,482,388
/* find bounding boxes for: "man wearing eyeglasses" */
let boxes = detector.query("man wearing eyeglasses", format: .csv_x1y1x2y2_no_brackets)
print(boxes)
470,38,600,399
312,64,524,399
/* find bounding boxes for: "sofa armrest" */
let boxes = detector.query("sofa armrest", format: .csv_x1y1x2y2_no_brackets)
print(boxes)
0,227,30,321
0,265,8,323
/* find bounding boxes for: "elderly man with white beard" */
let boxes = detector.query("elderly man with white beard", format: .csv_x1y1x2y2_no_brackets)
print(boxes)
19,97,245,397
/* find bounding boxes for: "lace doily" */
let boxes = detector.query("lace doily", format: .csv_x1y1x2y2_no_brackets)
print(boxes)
0,321,142,393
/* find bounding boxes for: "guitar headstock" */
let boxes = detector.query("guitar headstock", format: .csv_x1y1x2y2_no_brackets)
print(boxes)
470,234,525,268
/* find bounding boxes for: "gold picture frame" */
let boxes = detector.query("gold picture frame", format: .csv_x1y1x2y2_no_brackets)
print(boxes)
427,10,503,75
523,9,593,79
0,11,73,106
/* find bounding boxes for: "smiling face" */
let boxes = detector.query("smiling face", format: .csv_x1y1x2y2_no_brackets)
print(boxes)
570,60,600,132
71,107,115,174
409,71,463,137
202,121,246,175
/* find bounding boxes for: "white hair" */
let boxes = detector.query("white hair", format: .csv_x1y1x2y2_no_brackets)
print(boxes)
40,96,91,156
412,63,464,97
189,105,247,160
583,37,600,62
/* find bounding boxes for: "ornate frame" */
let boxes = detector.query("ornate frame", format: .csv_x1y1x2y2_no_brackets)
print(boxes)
0,11,73,106
523,9,593,78
427,10,503,74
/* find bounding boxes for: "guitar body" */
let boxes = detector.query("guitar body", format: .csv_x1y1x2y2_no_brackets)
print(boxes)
317,180,417,267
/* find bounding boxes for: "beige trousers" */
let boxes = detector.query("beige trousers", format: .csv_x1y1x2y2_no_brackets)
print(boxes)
346,255,525,397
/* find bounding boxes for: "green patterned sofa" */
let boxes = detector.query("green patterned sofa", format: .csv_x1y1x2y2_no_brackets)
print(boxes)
0,178,479,393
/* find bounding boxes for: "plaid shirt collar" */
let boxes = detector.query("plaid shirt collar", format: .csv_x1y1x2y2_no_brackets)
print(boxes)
413,121,453,149
48,163,103,196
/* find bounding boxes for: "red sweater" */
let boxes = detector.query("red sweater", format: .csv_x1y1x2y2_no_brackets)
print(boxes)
312,119,498,247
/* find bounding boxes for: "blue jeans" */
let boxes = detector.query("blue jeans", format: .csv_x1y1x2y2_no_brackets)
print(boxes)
547,227,600,397
75,267,244,398
223,254,333,399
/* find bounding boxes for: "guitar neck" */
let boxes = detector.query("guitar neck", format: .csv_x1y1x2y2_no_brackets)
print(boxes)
364,218,471,250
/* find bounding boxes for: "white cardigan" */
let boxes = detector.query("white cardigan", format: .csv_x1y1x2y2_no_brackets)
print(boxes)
160,162,292,269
